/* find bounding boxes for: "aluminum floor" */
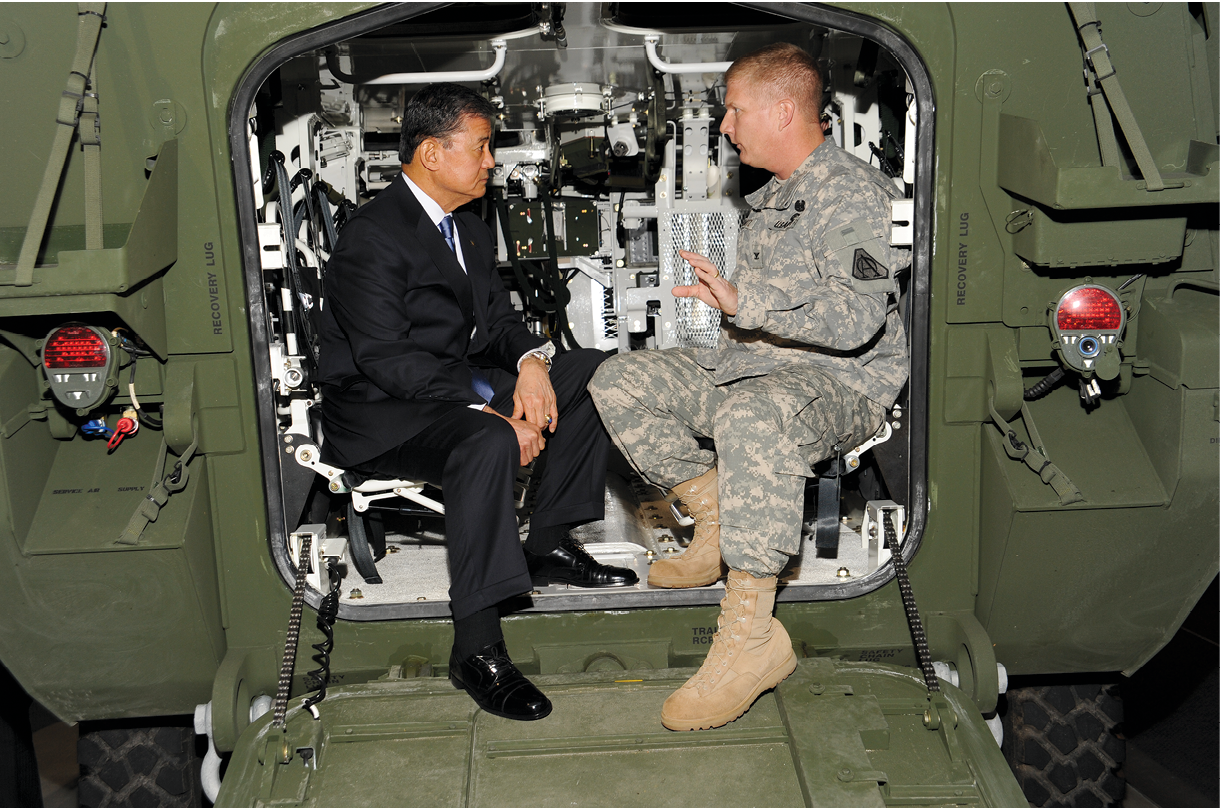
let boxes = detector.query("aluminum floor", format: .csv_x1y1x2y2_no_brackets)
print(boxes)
338,472,883,611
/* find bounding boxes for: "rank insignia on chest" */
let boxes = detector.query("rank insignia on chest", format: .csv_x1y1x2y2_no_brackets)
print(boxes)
852,248,889,280
771,211,802,230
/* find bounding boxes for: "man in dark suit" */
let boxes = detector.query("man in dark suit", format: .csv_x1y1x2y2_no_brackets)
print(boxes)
316,83,635,721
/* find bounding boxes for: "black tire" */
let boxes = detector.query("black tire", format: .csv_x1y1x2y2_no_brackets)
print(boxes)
0,662,43,808
1001,683,1125,808
77,722,201,808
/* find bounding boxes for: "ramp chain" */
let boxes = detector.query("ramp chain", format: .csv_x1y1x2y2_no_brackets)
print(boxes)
884,512,939,692
273,535,312,728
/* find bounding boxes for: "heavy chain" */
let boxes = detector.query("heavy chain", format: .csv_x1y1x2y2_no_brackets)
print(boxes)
273,535,312,728
883,512,939,693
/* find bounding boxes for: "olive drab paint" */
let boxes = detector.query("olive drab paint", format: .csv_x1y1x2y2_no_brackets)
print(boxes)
0,3,1215,805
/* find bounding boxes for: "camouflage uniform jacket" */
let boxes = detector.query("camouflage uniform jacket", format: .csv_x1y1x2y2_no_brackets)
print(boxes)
698,140,909,409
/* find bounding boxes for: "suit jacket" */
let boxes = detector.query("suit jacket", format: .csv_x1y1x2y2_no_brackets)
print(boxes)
316,175,546,468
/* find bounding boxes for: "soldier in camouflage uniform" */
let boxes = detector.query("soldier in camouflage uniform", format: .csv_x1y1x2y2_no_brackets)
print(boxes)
589,43,908,732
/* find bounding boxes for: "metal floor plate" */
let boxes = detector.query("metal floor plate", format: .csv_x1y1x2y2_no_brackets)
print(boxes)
338,473,880,612
215,659,1027,808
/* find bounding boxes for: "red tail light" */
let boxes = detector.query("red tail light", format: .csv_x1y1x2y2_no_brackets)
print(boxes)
1055,286,1123,332
44,325,111,368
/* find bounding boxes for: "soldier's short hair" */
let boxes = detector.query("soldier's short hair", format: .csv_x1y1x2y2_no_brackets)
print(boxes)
726,43,823,122
399,83,497,165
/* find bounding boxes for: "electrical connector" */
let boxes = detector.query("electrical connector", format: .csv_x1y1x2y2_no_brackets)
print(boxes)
107,416,138,450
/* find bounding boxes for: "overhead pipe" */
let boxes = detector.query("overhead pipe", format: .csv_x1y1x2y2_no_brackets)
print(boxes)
332,40,508,85
643,35,732,75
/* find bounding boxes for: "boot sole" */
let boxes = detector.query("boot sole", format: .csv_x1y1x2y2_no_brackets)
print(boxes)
647,564,728,589
660,651,798,731
646,571,723,588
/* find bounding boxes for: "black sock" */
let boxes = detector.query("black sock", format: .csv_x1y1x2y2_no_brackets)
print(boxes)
452,607,503,659
524,522,570,555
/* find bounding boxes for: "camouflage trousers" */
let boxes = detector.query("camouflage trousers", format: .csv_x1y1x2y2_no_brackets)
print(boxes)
589,348,884,577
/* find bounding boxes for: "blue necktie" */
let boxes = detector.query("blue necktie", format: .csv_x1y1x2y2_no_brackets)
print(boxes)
438,215,457,253
470,369,495,404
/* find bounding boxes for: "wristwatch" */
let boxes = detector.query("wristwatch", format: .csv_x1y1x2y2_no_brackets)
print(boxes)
519,341,556,372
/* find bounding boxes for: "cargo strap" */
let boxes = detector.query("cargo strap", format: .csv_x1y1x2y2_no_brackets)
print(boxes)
80,64,103,250
1068,2,1165,191
10,3,107,287
813,449,843,552
116,432,198,545
988,398,1084,505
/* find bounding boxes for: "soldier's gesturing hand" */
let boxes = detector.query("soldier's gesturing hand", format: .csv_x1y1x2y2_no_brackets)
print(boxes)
673,250,738,316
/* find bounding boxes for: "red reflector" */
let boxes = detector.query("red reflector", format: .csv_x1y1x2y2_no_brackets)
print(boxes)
44,326,110,369
1056,287,1122,332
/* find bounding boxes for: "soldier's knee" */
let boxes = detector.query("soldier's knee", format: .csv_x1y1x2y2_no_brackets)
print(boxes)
713,392,782,437
588,352,637,405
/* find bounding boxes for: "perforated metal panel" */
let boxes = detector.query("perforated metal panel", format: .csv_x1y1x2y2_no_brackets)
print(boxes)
659,210,739,348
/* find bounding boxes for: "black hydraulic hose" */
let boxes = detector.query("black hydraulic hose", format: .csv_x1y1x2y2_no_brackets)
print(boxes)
1024,367,1066,400
323,48,363,84
314,184,340,253
274,155,320,371
539,191,581,349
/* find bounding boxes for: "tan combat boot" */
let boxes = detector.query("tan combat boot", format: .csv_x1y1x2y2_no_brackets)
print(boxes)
660,570,798,731
648,467,727,588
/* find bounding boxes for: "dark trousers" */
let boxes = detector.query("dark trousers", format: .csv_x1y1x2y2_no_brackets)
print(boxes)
353,349,610,620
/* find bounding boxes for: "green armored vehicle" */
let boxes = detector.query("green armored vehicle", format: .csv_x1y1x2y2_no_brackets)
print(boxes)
0,3,1216,806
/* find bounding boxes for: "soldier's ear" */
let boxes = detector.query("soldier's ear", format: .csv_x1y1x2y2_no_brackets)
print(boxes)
775,98,797,131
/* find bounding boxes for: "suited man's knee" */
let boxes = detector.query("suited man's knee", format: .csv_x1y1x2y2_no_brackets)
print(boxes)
446,416,519,477
560,348,609,385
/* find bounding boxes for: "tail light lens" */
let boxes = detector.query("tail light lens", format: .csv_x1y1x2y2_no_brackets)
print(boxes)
1055,286,1123,332
1050,284,1125,379
42,323,115,412
44,325,111,369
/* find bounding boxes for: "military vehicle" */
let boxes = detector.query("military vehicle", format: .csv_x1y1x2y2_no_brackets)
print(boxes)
0,2,1215,806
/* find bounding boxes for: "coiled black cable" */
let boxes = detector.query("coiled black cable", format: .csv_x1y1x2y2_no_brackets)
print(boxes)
302,558,341,713
1024,367,1066,400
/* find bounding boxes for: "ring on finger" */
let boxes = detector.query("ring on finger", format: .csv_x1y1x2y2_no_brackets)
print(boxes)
710,268,720,279
546,415,553,425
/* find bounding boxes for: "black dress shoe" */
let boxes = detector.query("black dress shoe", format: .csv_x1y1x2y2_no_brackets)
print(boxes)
524,537,640,587
450,641,552,721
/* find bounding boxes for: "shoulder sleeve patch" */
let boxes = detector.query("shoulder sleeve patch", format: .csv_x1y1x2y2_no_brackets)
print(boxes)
852,248,889,281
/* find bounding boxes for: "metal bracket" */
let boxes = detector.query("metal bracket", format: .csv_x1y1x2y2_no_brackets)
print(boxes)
844,421,893,472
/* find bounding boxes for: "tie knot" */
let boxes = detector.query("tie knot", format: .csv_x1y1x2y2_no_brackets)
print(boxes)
439,215,456,252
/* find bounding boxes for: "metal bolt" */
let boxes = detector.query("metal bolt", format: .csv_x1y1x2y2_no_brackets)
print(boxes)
416,596,426,601
387,546,399,554
836,567,851,578
298,449,312,462
923,710,932,726
840,516,850,524
664,547,677,554
330,482,340,492
283,435,294,443
285,446,294,454
349,588,364,599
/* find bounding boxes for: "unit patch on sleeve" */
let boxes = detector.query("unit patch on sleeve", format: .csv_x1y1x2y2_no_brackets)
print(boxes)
852,248,888,281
